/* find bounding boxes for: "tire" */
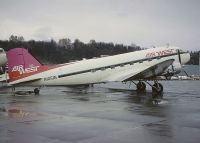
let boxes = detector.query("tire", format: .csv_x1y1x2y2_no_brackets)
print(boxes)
136,82,146,92
34,88,40,95
152,83,163,97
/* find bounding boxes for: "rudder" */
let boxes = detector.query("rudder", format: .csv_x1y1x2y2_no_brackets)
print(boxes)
6,48,41,82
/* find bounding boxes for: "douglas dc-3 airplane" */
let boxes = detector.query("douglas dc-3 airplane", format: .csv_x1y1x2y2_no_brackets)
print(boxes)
3,46,190,97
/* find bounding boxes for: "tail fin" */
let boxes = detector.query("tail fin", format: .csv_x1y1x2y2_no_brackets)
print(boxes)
6,48,41,82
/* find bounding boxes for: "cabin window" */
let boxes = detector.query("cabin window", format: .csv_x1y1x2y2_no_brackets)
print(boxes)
156,56,161,59
110,66,115,69
101,67,106,71
91,69,96,72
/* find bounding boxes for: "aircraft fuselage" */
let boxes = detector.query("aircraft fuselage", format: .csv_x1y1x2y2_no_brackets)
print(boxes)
8,46,190,86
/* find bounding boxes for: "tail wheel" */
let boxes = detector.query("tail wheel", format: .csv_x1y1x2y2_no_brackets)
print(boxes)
165,76,171,80
152,83,163,97
136,81,146,92
34,88,40,95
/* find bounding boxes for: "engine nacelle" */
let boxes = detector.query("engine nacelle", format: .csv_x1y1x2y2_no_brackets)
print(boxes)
163,62,182,78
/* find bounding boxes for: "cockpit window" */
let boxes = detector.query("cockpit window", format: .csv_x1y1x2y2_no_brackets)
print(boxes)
0,49,3,53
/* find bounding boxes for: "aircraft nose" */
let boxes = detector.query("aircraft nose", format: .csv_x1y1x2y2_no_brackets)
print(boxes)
181,52,190,64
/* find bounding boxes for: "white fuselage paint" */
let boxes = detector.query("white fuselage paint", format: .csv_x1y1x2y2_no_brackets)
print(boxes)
0,48,7,67
9,46,190,86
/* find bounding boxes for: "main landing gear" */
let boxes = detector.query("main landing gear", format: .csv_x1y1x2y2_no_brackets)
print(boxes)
135,80,163,98
136,81,146,93
152,81,163,97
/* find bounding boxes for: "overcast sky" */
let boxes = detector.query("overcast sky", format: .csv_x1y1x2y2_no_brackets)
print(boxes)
0,0,199,51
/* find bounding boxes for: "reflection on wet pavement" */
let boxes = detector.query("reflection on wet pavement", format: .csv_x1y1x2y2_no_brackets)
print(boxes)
0,81,200,143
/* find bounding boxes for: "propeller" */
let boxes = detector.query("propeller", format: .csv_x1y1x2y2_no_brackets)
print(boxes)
177,49,182,64
171,64,175,72
177,49,190,78
182,69,189,77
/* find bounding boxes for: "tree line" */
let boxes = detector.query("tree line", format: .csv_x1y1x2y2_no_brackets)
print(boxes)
0,35,142,64
188,51,200,65
0,35,199,65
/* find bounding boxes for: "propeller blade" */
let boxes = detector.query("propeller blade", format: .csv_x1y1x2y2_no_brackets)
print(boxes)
183,69,189,77
177,49,182,64
171,64,175,72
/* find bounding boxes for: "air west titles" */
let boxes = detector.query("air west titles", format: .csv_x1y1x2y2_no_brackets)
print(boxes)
145,49,174,58
12,65,39,74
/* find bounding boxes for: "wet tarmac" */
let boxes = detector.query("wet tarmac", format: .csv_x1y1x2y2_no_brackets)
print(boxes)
0,80,200,143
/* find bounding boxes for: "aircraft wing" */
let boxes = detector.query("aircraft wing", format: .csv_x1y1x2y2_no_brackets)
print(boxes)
105,59,174,82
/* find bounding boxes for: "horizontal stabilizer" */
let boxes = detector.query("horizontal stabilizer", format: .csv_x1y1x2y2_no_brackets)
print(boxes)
8,77,41,85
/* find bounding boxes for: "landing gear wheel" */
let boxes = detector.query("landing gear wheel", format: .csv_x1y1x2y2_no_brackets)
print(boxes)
152,83,163,98
165,76,171,80
136,81,146,93
34,88,40,95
